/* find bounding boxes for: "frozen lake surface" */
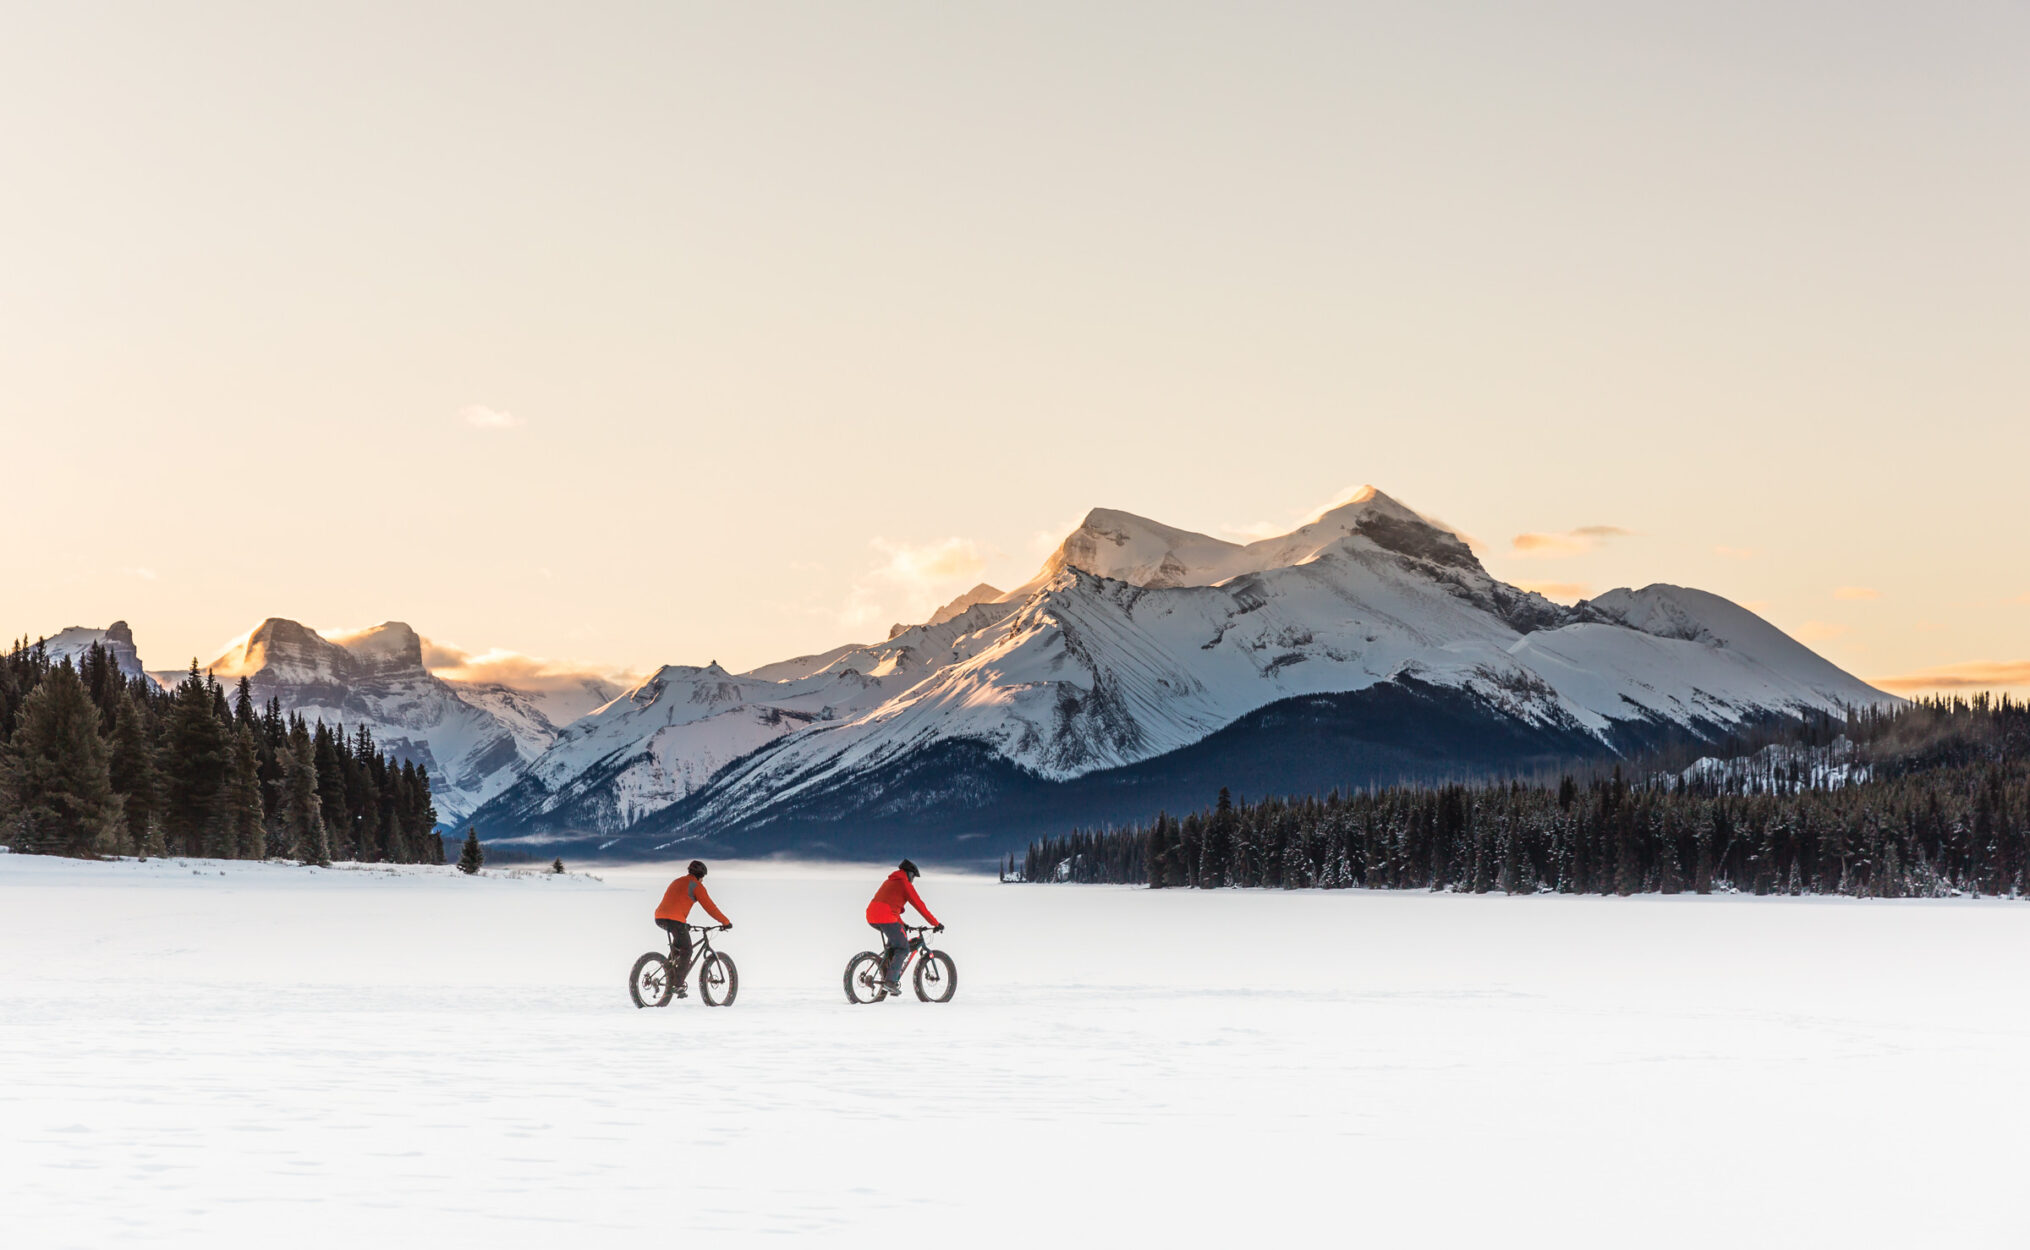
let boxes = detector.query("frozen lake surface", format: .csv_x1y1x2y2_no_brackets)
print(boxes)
5,853,2028,1246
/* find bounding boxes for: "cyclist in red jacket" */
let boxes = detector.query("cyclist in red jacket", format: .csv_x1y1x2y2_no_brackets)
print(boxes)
866,858,940,995
655,860,731,998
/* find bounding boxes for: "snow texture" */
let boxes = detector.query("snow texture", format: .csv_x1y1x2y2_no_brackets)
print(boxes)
2,854,2024,1246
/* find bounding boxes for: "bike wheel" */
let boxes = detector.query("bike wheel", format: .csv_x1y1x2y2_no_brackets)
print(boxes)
913,950,957,1003
844,951,886,1004
629,952,675,1008
699,952,739,1006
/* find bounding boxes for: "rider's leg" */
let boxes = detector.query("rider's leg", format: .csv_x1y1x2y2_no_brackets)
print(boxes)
658,919,694,992
873,922,909,985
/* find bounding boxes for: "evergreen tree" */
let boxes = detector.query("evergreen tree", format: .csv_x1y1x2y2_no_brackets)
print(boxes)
107,690,159,855
457,829,484,874
161,662,230,856
0,664,123,857
313,724,349,860
279,720,328,866
552,857,565,874
224,722,266,859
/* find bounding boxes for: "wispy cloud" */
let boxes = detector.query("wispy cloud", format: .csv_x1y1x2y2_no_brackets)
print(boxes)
1793,621,1850,643
1874,660,2030,693
1714,545,1758,560
2013,593,2030,605
1029,514,1087,557
842,537,991,630
422,638,639,695
1833,586,1880,601
1511,525,1632,558
1513,580,1590,602
459,404,523,430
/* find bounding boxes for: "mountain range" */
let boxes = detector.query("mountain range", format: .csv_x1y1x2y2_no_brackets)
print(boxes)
31,487,1894,858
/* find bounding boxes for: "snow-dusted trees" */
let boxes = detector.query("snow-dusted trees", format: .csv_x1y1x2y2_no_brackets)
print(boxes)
1025,697,2030,900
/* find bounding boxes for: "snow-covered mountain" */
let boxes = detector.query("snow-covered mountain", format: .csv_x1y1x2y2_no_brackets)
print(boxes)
34,621,157,687
199,619,617,823
470,487,1894,855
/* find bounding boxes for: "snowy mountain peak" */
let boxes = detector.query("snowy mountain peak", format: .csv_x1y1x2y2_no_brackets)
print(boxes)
1036,508,1249,589
210,618,349,683
330,622,426,675
37,621,153,685
1027,486,1469,593
891,583,1008,639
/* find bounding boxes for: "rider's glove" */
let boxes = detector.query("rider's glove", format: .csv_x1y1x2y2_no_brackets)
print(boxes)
721,923,733,930
933,925,944,933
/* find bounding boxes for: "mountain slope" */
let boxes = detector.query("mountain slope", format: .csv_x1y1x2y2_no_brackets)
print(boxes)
205,619,579,822
37,621,156,686
471,486,1893,855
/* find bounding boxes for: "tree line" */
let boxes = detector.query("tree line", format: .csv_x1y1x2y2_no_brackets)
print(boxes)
0,636,442,864
1019,696,2030,899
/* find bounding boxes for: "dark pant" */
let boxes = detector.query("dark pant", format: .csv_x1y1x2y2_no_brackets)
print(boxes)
657,919,693,979
871,921,911,984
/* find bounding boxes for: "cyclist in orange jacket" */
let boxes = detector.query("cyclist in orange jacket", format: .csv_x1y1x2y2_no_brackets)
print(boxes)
656,860,731,998
866,858,940,995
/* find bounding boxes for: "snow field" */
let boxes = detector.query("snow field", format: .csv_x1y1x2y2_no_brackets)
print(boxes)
5,855,2029,1246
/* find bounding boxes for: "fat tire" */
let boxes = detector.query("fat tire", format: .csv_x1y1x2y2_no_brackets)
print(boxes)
913,950,958,1003
700,952,739,1006
844,951,885,1004
629,952,675,1008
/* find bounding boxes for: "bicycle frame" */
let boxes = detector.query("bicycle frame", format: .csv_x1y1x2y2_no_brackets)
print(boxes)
668,922,727,977
880,924,938,981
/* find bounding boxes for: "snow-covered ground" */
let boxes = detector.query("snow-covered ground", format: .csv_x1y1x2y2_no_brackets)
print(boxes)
5,855,2028,1247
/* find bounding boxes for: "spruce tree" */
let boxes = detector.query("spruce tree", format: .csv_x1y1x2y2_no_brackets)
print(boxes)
279,720,328,865
107,690,159,855
161,663,229,857
0,664,124,857
551,857,564,874
313,725,349,860
225,723,266,860
457,829,483,874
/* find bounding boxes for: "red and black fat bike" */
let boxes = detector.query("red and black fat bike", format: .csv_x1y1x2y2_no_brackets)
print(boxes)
629,923,738,1008
843,924,956,1004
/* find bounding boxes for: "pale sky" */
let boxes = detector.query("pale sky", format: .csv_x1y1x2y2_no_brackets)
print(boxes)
3,2,2025,694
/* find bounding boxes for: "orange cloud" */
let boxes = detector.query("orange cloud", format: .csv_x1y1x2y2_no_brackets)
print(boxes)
842,537,991,629
1511,526,1631,558
1833,586,1880,601
1873,661,2030,693
424,640,639,695
1513,580,1590,602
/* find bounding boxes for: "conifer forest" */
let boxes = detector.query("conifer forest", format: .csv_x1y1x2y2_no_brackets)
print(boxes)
0,637,442,864
1020,698,2030,899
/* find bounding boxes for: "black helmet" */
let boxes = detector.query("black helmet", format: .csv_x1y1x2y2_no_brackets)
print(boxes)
898,858,919,880
688,860,708,878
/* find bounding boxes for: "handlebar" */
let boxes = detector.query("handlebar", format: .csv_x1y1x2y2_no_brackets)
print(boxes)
685,923,730,931
904,924,943,933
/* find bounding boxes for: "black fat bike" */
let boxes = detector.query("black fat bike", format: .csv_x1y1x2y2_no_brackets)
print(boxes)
630,923,738,1008
843,925,956,1004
